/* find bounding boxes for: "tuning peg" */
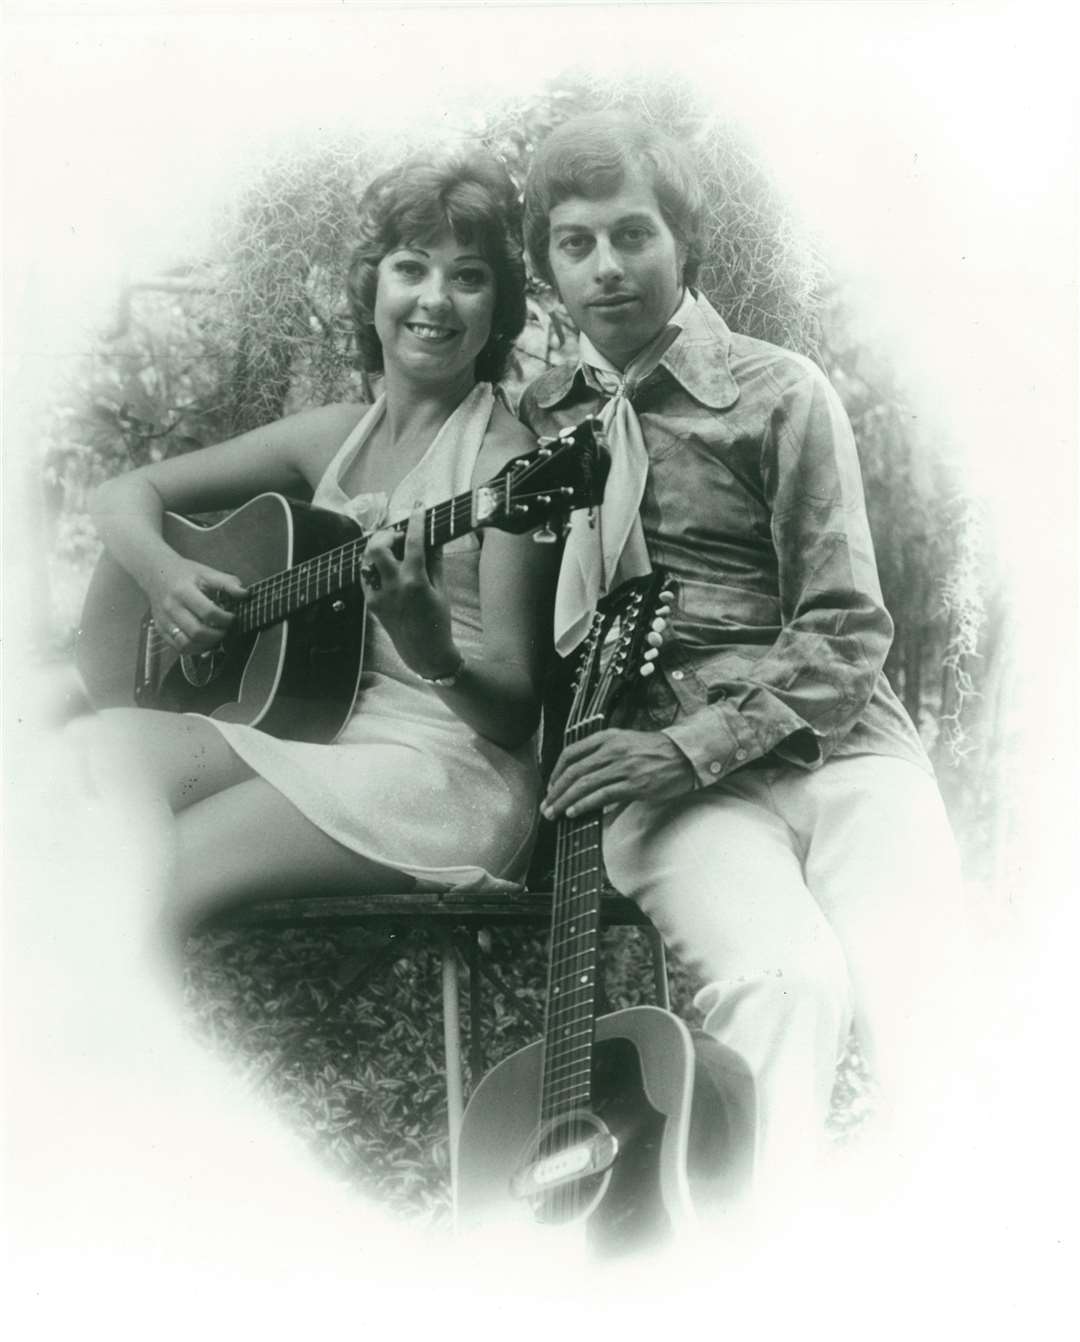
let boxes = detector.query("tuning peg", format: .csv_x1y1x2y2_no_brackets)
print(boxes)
660,589,675,602
644,648,659,661
655,605,671,617
640,662,656,678
651,617,667,633
557,424,577,440
646,631,663,648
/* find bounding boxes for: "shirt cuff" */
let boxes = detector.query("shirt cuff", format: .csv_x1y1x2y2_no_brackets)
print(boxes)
661,699,823,787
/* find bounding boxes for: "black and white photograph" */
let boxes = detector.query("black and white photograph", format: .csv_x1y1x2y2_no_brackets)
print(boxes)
3,2,1077,1336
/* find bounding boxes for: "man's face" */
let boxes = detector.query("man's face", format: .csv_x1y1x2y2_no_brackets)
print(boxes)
546,170,686,370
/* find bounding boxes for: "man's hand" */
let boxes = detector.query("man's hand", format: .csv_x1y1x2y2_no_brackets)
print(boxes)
541,729,696,819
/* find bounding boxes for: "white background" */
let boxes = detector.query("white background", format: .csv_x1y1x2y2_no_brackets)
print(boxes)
3,2,1077,1335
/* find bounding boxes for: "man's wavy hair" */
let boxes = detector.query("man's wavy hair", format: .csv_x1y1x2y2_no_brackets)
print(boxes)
347,149,527,385
523,112,706,289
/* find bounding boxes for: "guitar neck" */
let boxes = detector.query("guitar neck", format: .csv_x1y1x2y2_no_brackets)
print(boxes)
540,727,606,1124
234,487,486,634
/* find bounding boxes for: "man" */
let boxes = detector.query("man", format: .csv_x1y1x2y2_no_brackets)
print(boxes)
520,112,965,1209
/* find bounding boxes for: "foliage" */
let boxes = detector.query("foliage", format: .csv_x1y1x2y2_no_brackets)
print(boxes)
36,71,1000,1214
184,923,871,1223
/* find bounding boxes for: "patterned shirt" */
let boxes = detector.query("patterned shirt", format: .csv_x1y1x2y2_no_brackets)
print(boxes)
519,292,930,787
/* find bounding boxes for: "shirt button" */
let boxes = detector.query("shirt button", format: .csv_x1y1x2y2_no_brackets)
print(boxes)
708,761,723,775
671,670,685,681
734,748,748,762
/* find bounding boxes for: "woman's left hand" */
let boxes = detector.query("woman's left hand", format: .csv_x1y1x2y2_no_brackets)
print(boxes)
360,508,460,679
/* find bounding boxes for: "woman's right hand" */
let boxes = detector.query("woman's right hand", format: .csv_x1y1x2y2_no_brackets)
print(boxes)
146,554,248,653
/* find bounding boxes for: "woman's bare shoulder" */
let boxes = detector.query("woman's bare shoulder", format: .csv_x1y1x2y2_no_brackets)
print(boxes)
476,398,538,474
280,401,371,481
287,401,370,450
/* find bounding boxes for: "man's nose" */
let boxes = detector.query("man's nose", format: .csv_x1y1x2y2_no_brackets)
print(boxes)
593,236,624,284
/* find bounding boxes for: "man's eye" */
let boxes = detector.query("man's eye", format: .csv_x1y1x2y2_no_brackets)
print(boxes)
617,227,652,248
559,235,592,256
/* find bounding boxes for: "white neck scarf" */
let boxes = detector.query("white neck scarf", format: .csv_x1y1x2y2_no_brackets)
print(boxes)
554,288,696,654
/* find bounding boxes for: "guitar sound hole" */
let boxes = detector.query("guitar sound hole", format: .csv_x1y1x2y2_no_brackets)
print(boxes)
180,649,225,688
525,1113,611,1226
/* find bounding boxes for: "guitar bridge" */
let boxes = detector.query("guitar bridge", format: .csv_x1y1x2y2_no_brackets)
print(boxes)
134,616,159,705
511,1129,618,1200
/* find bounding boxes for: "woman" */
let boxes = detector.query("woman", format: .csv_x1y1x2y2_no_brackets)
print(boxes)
90,148,558,932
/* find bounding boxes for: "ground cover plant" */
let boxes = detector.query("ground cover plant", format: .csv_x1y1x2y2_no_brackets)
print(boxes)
183,923,874,1224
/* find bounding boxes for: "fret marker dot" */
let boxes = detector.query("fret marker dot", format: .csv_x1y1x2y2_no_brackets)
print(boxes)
579,974,589,984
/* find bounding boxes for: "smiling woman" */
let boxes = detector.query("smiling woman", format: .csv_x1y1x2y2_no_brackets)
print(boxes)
373,238,496,391
83,147,559,934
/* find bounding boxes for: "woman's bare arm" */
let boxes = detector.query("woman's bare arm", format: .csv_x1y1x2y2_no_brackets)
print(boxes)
362,405,558,749
90,404,365,648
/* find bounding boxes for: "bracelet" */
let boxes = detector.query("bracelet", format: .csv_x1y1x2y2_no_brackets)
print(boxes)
418,653,465,688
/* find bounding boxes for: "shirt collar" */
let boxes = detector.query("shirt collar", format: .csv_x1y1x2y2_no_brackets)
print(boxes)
530,290,741,412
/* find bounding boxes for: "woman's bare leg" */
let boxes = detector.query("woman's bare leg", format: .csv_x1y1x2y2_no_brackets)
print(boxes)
172,775,415,933
78,707,415,941
94,706,255,811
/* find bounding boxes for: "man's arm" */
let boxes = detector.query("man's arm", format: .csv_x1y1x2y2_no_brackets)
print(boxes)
661,365,893,787
543,367,894,817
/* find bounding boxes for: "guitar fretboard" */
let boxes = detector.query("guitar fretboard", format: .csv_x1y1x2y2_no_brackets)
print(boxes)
540,713,607,1124
234,488,483,635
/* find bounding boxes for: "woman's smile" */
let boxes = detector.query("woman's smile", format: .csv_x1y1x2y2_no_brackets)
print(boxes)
374,233,495,385
406,321,461,343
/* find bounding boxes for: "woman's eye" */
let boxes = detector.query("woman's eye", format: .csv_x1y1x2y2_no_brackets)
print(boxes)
455,268,489,288
393,259,425,279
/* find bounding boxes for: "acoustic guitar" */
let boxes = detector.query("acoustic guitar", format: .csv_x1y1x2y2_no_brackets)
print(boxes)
75,419,609,743
455,572,758,1255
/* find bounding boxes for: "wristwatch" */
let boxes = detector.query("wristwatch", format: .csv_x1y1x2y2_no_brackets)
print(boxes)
419,653,465,688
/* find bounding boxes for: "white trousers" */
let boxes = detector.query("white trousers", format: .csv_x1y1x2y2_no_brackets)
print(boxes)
603,754,965,1202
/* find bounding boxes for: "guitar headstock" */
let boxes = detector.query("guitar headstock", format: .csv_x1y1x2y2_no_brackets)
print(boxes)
566,570,674,740
475,416,611,538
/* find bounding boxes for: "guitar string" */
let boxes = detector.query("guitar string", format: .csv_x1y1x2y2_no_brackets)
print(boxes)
545,644,600,1222
237,486,573,630
550,777,592,1223
555,602,650,1224
545,645,621,1223
247,445,574,609
144,486,575,651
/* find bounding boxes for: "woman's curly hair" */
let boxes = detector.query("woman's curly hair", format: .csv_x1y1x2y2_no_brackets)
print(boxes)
346,149,526,385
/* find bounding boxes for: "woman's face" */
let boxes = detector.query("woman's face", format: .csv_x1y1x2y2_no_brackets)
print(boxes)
374,231,496,389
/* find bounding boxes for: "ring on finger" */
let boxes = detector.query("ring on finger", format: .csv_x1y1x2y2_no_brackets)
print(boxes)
169,624,185,642
360,563,382,592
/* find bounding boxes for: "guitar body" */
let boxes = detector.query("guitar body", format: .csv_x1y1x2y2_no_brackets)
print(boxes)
455,1006,756,1255
74,421,611,744
75,493,368,743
